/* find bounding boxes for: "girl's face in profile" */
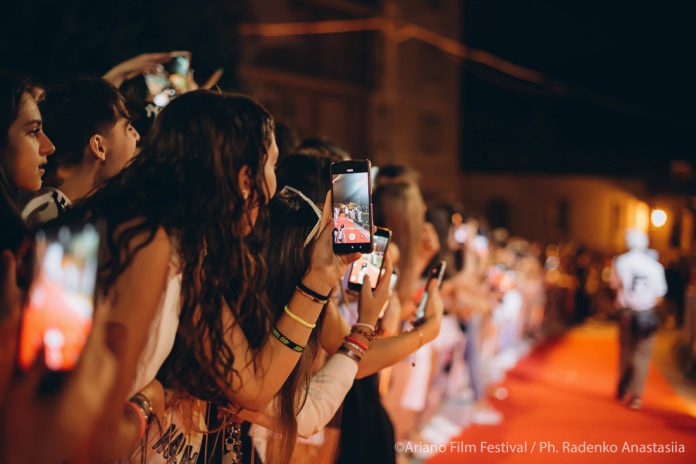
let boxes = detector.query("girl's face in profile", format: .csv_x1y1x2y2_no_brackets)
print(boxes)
1,93,55,191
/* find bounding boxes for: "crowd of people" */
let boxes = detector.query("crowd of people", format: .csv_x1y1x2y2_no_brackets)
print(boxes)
0,52,571,464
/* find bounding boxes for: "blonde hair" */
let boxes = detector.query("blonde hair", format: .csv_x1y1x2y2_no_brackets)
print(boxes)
374,181,426,304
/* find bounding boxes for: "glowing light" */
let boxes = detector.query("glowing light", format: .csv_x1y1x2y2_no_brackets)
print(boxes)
651,209,667,228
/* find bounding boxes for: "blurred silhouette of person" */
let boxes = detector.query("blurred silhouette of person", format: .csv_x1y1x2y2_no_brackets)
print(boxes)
611,228,667,410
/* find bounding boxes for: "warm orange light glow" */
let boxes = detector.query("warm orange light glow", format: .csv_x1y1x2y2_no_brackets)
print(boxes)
651,209,667,228
635,202,649,232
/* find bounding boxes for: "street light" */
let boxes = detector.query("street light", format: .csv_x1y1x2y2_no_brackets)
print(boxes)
651,209,667,228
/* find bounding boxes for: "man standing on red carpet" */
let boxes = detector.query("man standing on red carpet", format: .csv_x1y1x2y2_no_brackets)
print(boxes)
611,228,667,410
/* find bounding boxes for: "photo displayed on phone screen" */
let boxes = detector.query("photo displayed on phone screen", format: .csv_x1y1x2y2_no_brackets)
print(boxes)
348,228,390,291
18,224,100,371
144,52,192,107
332,164,372,252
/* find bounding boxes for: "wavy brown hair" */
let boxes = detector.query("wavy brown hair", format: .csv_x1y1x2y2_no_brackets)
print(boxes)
61,90,275,402
263,188,325,463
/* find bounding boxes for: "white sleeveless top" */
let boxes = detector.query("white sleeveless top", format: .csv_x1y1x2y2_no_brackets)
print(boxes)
128,246,182,397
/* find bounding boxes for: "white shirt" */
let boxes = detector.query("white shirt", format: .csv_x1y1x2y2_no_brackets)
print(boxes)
613,249,667,311
20,187,72,226
249,353,358,461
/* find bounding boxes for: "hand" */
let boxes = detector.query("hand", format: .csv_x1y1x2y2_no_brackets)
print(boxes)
378,293,402,337
0,251,22,399
419,280,444,342
0,304,117,464
357,255,394,327
103,51,189,87
304,191,361,295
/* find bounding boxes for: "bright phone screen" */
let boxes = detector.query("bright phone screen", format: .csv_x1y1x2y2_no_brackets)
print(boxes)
18,224,99,371
349,233,389,289
332,171,371,245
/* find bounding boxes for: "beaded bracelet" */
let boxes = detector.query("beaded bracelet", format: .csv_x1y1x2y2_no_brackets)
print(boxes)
351,326,376,341
272,325,305,353
283,305,316,329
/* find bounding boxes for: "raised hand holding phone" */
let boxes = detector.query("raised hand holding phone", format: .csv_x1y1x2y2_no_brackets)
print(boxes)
331,160,374,255
414,260,447,325
416,278,445,343
304,191,362,296
357,254,394,328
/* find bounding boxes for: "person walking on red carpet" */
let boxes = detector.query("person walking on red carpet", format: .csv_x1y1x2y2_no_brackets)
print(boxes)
611,228,667,410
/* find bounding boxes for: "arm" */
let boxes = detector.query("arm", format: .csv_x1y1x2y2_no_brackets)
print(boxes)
219,193,359,411
103,52,178,87
243,354,358,438
91,228,172,460
321,280,444,379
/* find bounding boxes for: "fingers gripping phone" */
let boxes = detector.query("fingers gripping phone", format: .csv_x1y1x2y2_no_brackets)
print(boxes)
347,227,391,292
331,160,374,254
414,260,447,325
18,224,100,372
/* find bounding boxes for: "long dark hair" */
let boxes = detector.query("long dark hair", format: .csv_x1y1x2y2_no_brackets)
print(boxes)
0,72,31,252
264,188,325,464
62,90,275,402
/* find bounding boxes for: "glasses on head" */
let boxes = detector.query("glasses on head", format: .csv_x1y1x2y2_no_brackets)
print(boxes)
281,186,322,247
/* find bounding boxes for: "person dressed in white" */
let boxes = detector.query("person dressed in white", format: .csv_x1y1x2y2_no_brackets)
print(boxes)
611,228,667,410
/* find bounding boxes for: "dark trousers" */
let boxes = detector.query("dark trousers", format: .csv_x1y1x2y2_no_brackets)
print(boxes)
617,308,655,399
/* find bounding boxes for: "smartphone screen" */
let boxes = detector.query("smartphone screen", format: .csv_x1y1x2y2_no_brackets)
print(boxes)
414,260,447,323
331,160,373,254
145,53,192,107
18,224,100,371
348,227,390,291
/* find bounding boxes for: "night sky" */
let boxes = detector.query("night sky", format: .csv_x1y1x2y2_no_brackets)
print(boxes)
2,0,694,178
460,0,696,176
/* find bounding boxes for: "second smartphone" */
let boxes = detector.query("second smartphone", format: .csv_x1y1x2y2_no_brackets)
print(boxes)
347,226,391,292
331,159,374,254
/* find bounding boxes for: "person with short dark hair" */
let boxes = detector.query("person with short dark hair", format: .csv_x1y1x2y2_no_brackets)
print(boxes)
21,77,139,225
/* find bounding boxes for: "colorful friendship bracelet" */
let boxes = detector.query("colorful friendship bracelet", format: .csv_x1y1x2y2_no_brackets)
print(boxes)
272,325,305,353
283,305,316,329
350,326,376,341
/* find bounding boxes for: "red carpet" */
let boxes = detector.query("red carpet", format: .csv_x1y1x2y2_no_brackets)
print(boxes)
427,325,696,464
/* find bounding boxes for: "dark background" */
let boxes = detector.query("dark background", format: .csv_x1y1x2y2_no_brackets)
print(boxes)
461,0,696,176
2,0,694,178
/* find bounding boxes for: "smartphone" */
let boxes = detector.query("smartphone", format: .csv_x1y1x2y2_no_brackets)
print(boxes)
414,260,447,324
331,159,374,254
18,224,100,372
145,52,192,107
347,226,391,292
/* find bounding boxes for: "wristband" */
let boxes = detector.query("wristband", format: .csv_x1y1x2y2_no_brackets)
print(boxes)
351,326,376,341
297,281,330,303
338,345,362,364
345,335,368,351
352,322,376,333
343,340,365,356
272,325,305,353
